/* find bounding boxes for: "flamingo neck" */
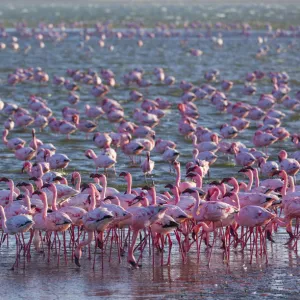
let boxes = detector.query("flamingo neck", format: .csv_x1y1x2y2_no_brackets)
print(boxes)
194,174,203,188
126,174,132,194
150,187,156,205
93,177,100,185
192,151,198,161
32,132,38,150
175,166,181,188
192,191,200,219
164,191,172,199
27,184,34,196
100,177,107,200
231,178,240,193
24,194,31,210
253,168,259,188
239,182,248,191
60,178,68,185
41,193,48,220
113,196,121,206
173,187,180,205
8,180,14,205
195,166,203,177
51,185,58,211
77,231,94,250
141,197,149,207
36,164,44,178
89,186,96,211
192,135,197,147
44,149,51,160
288,176,295,193
2,131,8,145
211,188,220,201
246,171,254,191
219,183,226,196
36,179,43,190
74,173,81,191
282,172,288,196
0,206,7,232
233,193,240,210
88,149,97,160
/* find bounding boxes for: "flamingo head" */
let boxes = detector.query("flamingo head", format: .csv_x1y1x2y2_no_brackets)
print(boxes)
32,191,40,196
16,182,29,187
128,195,143,206
22,161,31,173
186,172,197,179
119,172,129,177
221,177,234,184
0,177,10,182
271,170,285,178
41,183,52,189
80,183,90,192
52,176,63,182
238,166,254,174
278,150,287,162
16,194,25,200
165,183,175,190
142,185,151,191
103,195,116,202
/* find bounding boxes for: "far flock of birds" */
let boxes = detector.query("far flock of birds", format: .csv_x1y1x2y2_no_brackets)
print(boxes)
0,21,300,270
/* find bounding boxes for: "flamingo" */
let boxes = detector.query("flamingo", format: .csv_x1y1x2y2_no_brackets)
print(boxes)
2,129,25,150
43,149,71,170
127,204,167,267
85,149,116,173
140,151,155,181
278,150,300,176
74,184,114,268
72,114,97,138
0,205,34,269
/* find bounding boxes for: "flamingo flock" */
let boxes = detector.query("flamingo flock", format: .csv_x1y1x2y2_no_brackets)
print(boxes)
1,19,300,272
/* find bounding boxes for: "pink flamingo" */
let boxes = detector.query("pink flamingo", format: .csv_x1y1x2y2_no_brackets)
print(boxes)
2,129,26,150
72,114,97,138
14,143,35,161
231,143,256,167
74,184,114,268
140,151,155,180
58,120,77,139
278,150,300,176
93,132,112,148
85,149,116,173
127,204,167,267
0,205,34,269
43,149,71,170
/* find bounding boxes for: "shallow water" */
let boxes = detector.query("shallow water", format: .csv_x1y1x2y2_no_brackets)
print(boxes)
1,1,300,299
1,229,300,299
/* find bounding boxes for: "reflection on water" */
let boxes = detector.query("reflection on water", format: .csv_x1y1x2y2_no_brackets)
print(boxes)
1,229,300,299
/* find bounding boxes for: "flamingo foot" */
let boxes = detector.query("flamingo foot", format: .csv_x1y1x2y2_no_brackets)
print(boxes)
74,255,81,267
120,248,125,256
266,230,275,243
128,260,140,269
192,232,196,241
97,240,104,249
284,232,294,245
284,238,294,246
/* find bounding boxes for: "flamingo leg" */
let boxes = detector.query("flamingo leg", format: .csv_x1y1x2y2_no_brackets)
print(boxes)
128,230,139,268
